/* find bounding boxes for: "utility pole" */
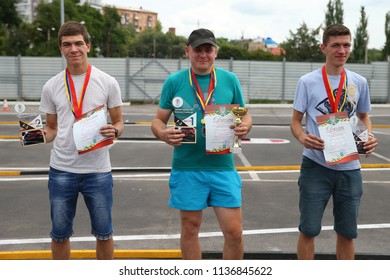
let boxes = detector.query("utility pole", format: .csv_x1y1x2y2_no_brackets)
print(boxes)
387,55,390,103
61,0,65,68
61,0,64,26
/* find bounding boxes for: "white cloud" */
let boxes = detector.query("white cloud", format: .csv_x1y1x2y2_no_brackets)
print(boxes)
103,0,389,49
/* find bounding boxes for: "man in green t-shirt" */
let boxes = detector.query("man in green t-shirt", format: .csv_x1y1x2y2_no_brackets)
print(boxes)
151,28,252,259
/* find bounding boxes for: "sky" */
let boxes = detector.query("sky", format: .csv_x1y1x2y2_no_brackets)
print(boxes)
102,0,388,49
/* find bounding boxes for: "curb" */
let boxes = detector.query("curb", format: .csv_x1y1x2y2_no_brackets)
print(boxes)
1,249,389,260
1,164,390,176
0,249,182,260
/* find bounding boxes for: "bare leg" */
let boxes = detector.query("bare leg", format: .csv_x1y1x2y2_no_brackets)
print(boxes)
336,233,355,260
51,239,71,260
214,207,243,260
96,238,114,260
180,210,203,260
297,233,315,260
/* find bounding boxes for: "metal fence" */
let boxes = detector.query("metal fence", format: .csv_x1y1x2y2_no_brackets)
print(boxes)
1,56,389,103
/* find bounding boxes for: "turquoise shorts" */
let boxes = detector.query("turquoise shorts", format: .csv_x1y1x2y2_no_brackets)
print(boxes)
168,169,242,210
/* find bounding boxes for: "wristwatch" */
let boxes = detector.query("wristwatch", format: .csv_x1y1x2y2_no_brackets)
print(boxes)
114,128,119,138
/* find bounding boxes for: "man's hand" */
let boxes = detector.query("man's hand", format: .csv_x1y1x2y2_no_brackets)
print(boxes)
231,121,251,139
363,133,378,157
300,133,325,150
100,125,118,140
161,127,185,146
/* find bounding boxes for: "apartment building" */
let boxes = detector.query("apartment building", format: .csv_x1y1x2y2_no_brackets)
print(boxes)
16,0,158,33
113,6,158,32
16,0,46,23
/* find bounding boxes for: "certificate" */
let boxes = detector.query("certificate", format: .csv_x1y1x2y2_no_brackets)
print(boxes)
73,105,113,155
205,104,236,154
316,112,359,165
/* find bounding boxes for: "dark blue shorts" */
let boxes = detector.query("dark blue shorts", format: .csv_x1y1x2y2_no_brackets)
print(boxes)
48,167,114,242
298,157,363,239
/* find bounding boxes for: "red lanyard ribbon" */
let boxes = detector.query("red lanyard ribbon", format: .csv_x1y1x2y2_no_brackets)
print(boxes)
321,65,346,113
64,64,92,119
188,67,217,111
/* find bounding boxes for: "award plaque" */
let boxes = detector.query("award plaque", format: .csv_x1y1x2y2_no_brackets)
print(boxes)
175,126,196,143
16,102,46,147
172,97,197,144
20,129,46,146
350,115,368,155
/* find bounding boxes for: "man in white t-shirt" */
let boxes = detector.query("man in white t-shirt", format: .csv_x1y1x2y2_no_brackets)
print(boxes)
39,21,123,259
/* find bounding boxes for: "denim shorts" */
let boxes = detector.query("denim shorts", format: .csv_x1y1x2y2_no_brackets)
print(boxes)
298,157,363,239
48,167,114,242
168,169,242,210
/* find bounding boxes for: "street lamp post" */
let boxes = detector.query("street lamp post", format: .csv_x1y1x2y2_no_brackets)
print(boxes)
61,0,64,26
37,27,55,41
364,37,368,64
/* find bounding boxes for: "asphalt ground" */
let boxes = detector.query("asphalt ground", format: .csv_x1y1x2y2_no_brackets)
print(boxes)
1,102,390,260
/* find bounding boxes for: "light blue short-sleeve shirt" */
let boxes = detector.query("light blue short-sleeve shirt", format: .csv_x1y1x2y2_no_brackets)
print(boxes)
293,68,371,170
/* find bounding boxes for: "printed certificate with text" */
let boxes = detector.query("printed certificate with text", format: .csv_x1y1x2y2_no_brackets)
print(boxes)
73,105,113,155
316,111,359,165
204,104,236,154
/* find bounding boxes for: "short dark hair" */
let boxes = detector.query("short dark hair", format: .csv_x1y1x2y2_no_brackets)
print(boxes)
58,21,90,46
322,24,351,45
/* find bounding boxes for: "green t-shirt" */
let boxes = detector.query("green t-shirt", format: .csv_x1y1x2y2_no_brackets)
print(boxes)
159,67,245,170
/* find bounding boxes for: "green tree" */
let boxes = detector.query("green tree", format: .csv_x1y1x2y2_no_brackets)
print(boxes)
369,48,384,62
325,0,335,27
27,0,129,57
384,11,390,58
216,39,280,61
128,27,187,59
325,0,344,27
280,22,323,62
164,32,186,58
100,6,129,57
248,49,280,61
28,0,66,56
130,29,164,58
0,0,21,27
0,0,23,55
217,44,249,60
6,23,33,56
334,0,344,24
352,6,369,63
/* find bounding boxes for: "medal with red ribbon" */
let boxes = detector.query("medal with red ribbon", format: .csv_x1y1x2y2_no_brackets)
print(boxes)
321,65,347,113
188,67,217,124
64,64,92,119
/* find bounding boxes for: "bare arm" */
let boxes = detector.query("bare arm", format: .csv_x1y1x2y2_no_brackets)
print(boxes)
290,109,324,150
44,113,58,143
151,107,184,146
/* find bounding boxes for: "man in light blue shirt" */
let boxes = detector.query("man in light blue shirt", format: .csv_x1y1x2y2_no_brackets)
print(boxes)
290,24,378,260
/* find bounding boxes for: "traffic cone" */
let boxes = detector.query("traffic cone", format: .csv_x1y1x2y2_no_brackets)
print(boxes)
3,99,9,111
